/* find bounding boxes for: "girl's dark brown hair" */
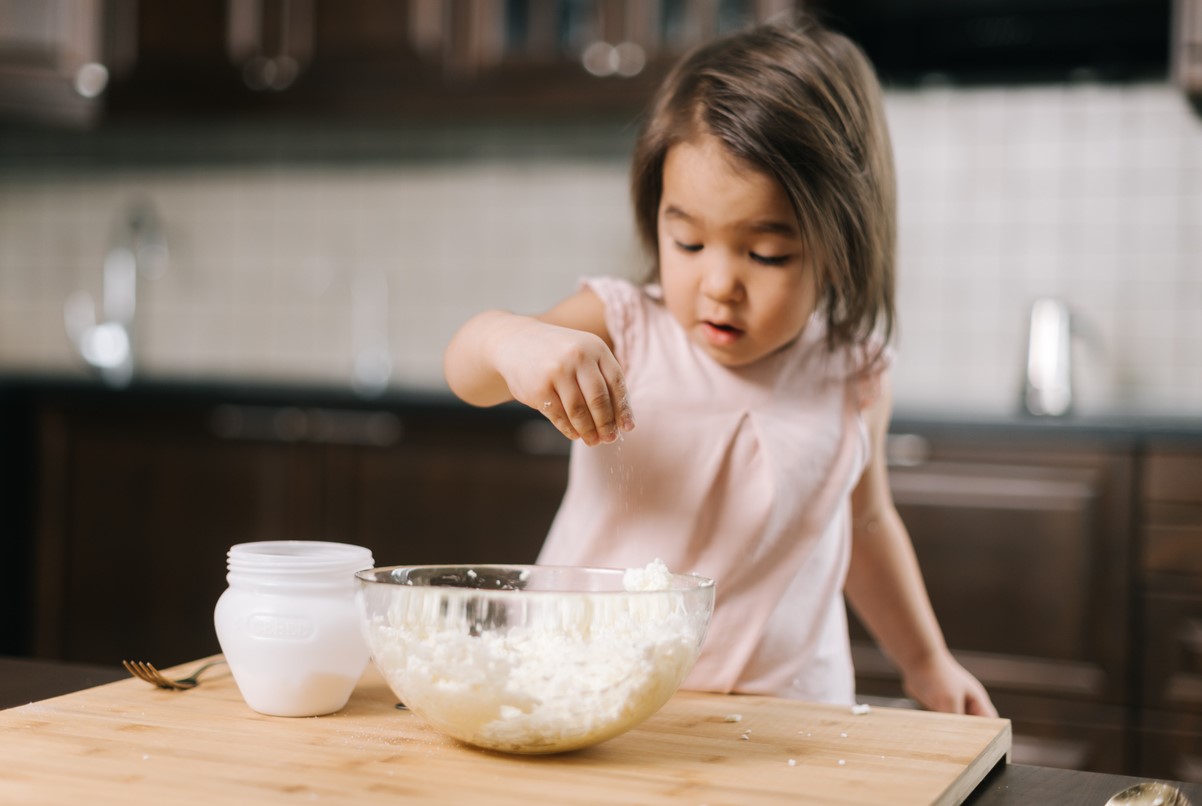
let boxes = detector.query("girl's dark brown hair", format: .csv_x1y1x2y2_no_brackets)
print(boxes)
630,13,896,361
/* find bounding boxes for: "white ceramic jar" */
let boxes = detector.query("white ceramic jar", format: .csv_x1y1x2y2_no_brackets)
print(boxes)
214,540,374,717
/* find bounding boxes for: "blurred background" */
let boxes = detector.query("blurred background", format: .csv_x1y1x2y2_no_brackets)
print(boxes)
2,0,1202,781
1,0,1198,414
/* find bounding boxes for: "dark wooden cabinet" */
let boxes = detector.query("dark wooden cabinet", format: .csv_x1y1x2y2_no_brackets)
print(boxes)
353,411,569,566
1136,445,1202,782
324,417,567,566
0,0,135,126
1139,709,1202,783
7,0,798,127
1142,590,1202,718
33,400,324,666
8,0,1171,128
849,427,1137,775
26,391,568,668
109,0,787,123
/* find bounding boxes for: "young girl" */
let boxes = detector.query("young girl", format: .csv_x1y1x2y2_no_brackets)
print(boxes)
444,14,995,716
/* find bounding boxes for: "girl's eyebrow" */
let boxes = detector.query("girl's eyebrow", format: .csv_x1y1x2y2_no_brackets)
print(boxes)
662,205,695,223
664,205,798,239
747,219,800,238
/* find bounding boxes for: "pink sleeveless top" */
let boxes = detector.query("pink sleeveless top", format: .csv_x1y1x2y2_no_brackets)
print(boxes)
537,277,885,702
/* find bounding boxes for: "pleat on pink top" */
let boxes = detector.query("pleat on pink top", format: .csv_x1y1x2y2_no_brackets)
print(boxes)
537,277,885,703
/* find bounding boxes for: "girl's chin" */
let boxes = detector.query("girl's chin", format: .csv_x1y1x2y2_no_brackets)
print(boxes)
694,331,755,367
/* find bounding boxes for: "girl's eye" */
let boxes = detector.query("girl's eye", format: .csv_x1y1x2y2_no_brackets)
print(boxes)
675,241,703,254
750,252,790,266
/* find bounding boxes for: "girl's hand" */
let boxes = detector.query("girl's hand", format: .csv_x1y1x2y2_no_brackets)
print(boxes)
902,651,998,717
492,318,635,447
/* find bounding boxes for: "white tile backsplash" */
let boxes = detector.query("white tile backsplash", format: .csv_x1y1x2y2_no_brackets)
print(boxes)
884,82,1202,416
2,82,1200,416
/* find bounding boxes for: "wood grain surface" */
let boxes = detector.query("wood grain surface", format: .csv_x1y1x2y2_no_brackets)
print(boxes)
0,655,1010,805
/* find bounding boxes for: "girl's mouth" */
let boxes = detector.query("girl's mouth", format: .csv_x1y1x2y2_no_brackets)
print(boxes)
702,320,744,346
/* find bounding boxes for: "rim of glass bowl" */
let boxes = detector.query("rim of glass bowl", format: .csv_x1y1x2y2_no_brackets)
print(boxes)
355,564,715,596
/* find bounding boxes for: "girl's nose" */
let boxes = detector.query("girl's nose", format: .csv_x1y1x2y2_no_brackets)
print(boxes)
700,253,744,302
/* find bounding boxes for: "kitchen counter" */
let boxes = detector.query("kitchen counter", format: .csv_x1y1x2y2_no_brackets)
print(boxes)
4,370,1202,438
1,656,1198,805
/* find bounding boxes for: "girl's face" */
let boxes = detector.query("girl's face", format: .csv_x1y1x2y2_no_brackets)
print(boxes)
657,133,818,368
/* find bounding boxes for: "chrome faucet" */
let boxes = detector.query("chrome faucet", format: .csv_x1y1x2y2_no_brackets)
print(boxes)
65,199,169,387
1022,297,1073,417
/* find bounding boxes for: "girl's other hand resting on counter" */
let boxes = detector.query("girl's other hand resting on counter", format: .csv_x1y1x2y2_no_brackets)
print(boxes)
903,651,998,717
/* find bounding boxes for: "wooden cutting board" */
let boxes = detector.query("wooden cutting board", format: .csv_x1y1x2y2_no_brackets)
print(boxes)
0,655,1009,805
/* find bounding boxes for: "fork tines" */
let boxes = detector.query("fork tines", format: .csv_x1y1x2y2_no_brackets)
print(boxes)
122,660,191,690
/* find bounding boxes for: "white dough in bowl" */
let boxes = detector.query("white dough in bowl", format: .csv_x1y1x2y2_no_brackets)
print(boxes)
359,561,713,754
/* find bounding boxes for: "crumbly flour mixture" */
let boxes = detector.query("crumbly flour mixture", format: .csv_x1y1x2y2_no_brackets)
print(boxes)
367,559,701,753
621,557,675,591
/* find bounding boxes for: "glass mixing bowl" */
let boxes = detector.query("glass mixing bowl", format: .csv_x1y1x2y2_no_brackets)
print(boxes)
355,563,715,754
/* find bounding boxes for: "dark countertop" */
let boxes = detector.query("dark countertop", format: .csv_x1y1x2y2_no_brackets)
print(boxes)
0,656,128,709
2,656,1198,805
4,370,1202,440
966,761,1202,805
0,371,462,413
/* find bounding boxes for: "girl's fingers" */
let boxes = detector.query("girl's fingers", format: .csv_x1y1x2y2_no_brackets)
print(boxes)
540,397,579,441
601,355,635,433
528,348,632,447
557,371,606,447
583,365,622,445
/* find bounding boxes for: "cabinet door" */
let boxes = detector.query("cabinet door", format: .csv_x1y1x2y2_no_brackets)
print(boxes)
854,658,1128,774
325,412,568,567
1137,445,1202,779
0,0,134,126
990,693,1126,774
33,401,324,667
859,436,1133,701
1138,710,1202,783
850,430,1135,773
1134,444,1202,715
897,460,1116,668
1142,448,1202,581
1143,589,1202,716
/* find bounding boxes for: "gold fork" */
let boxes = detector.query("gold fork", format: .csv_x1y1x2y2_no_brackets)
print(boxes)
122,659,226,691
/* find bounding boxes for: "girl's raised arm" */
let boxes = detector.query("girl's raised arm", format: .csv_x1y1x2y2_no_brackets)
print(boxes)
443,288,634,447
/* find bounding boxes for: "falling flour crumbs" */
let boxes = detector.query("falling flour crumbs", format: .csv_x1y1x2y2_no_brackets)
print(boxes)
368,559,699,753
